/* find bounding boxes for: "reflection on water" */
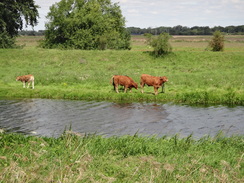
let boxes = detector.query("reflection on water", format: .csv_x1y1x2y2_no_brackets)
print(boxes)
0,99,243,138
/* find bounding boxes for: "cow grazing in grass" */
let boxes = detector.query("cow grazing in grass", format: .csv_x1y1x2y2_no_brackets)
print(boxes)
111,75,138,93
16,74,35,89
140,74,168,95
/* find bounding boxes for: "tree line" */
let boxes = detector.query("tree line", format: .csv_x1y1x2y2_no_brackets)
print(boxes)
19,30,45,36
19,25,244,36
127,25,244,35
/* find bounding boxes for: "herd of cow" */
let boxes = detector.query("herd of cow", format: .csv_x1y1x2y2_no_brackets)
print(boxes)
16,74,168,95
111,74,168,95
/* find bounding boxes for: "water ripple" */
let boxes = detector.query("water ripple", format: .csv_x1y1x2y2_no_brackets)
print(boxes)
0,99,243,138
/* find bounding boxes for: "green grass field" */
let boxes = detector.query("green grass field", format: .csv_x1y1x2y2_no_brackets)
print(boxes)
0,35,243,105
0,132,243,182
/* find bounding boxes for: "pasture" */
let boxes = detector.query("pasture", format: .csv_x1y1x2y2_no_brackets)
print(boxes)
0,35,243,105
0,35,243,182
0,131,243,182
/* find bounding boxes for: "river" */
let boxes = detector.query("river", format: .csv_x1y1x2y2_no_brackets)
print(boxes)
0,99,243,138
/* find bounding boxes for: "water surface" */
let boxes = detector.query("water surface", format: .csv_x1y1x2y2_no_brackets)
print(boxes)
0,99,243,138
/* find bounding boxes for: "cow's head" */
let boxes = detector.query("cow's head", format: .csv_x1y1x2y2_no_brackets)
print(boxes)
160,76,168,83
133,82,138,89
16,76,20,81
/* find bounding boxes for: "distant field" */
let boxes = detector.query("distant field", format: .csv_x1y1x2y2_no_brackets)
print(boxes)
16,35,43,47
130,35,244,51
16,35,244,51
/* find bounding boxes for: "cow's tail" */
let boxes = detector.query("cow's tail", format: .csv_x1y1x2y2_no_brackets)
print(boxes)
110,76,114,85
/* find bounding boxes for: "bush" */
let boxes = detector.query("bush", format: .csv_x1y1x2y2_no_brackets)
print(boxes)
209,31,225,51
0,32,16,48
145,33,172,56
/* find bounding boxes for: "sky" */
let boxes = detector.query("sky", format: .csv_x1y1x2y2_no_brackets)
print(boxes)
29,0,244,30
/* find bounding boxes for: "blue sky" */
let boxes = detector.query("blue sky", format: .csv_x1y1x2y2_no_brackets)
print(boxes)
31,0,244,30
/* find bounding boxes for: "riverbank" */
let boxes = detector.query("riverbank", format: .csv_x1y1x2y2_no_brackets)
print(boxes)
0,49,243,105
0,35,244,105
0,132,243,182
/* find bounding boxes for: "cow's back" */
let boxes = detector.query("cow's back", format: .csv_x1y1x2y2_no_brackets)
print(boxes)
113,75,130,86
112,75,137,93
141,74,156,86
16,74,33,82
23,75,34,82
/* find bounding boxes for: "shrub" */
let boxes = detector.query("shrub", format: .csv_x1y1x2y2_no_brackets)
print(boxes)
145,33,172,56
209,31,225,51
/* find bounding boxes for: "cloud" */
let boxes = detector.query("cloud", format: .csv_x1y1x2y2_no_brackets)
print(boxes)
115,0,244,28
150,11,159,15
29,0,244,30
127,9,139,13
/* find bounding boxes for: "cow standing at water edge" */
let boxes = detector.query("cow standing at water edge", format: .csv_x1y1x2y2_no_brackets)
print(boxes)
111,75,138,93
140,74,168,95
16,74,35,89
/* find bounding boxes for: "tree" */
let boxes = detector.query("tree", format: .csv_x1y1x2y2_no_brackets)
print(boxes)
0,0,39,48
144,33,172,57
41,0,130,50
209,31,224,51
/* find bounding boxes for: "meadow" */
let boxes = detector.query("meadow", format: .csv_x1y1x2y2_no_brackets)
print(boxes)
0,131,243,182
0,35,243,105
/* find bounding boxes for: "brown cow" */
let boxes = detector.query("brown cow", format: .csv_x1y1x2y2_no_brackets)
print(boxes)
140,74,168,95
111,75,138,93
16,74,35,89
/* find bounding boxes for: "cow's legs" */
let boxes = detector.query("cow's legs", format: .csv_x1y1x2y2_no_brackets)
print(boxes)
124,87,128,93
140,82,145,93
27,81,30,88
32,80,35,89
113,84,116,91
23,82,26,88
115,84,119,93
162,83,165,93
154,87,159,95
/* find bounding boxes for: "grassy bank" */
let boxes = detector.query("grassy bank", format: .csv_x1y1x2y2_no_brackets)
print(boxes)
0,132,243,182
0,35,244,105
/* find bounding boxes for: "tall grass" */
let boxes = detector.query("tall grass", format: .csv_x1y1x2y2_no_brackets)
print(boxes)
0,131,243,182
0,36,244,105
